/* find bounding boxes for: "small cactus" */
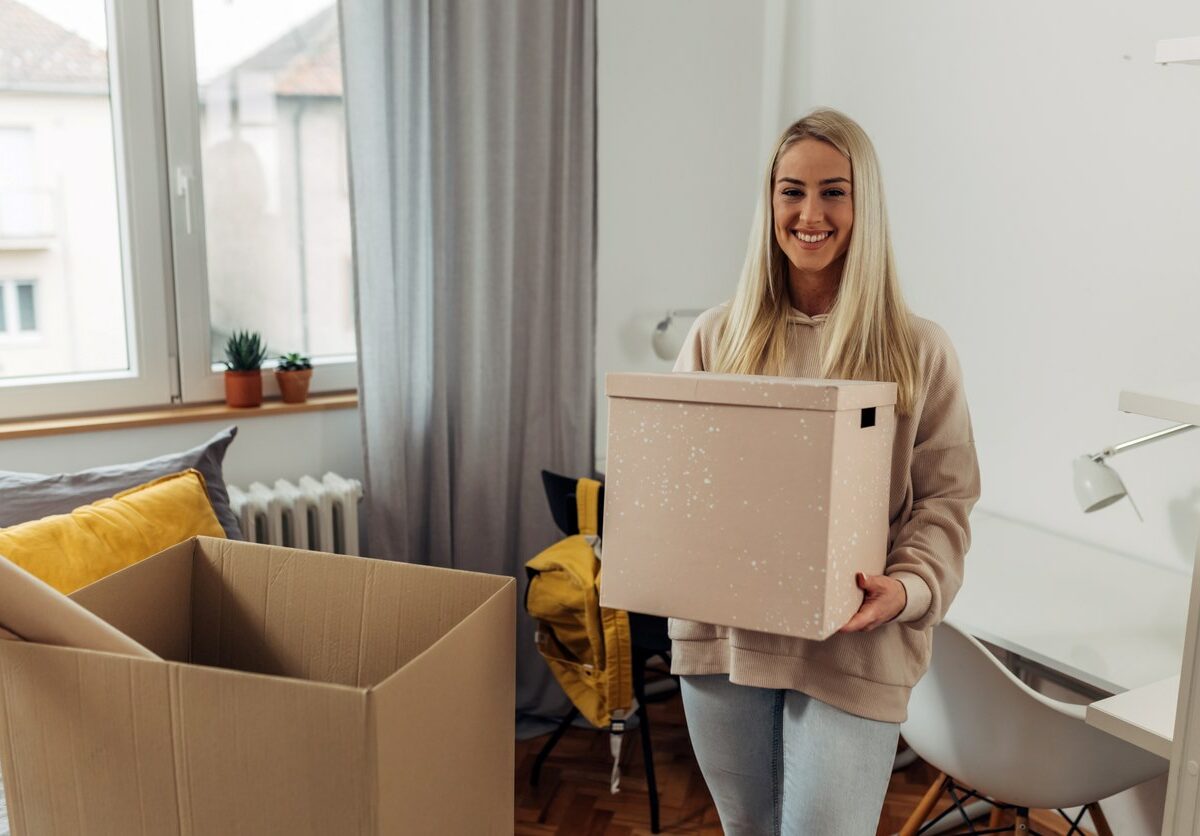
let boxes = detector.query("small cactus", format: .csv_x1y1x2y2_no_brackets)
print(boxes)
223,331,267,371
276,352,312,372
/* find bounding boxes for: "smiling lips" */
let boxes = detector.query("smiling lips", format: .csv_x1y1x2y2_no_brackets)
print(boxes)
793,229,833,250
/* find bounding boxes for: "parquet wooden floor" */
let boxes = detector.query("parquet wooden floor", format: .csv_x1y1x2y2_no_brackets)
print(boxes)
515,685,1088,836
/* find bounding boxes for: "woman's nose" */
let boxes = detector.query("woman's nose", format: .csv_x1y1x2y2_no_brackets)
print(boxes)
798,195,823,223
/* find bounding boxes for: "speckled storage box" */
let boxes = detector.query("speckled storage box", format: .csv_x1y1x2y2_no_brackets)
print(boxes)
599,372,897,640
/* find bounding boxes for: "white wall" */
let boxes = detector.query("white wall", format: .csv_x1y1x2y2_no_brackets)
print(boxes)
595,0,770,468
784,0,1200,571
0,409,362,489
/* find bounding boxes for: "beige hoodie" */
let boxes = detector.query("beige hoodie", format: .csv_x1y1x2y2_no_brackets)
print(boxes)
669,304,981,722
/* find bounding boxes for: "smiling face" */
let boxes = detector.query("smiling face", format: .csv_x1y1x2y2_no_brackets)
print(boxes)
772,138,854,286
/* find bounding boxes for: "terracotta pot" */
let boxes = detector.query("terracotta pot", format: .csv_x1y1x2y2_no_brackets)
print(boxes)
224,370,264,408
275,368,313,404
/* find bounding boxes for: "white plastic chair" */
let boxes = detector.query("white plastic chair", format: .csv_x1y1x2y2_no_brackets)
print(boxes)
898,621,1167,835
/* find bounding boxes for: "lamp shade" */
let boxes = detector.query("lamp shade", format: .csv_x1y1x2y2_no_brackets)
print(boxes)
1072,456,1127,513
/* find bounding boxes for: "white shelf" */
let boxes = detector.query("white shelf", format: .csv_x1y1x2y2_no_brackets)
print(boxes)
1156,37,1200,65
1119,382,1200,425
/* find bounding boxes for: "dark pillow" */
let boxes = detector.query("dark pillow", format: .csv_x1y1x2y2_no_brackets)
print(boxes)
0,426,244,540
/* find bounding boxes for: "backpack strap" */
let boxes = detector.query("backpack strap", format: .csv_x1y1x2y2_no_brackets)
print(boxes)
575,478,602,538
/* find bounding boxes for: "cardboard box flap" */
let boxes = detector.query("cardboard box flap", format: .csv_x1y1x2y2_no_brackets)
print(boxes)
0,552,158,660
606,371,897,411
191,538,513,689
70,539,195,662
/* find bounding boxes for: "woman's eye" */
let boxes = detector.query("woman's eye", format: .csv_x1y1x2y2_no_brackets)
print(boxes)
824,189,846,198
781,188,803,198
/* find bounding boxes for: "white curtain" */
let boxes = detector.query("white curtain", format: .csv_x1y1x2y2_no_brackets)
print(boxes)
340,0,596,721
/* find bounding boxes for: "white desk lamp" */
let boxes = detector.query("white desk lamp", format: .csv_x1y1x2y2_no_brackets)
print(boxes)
1074,423,1196,519
651,309,704,361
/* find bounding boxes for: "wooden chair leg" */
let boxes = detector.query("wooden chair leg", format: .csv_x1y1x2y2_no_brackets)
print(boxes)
1086,802,1115,836
899,772,948,836
1013,807,1030,834
988,804,1004,828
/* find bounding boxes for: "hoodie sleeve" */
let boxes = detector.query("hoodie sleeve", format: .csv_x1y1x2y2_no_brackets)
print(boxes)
884,323,981,630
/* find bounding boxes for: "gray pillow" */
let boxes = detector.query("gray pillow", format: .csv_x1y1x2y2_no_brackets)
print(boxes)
0,426,244,540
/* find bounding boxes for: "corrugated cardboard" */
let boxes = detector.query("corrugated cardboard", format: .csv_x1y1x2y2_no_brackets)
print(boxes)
600,371,896,639
0,537,515,835
0,554,158,659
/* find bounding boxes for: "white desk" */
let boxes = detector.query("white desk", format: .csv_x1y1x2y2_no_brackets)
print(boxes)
1087,675,1179,759
950,509,1189,695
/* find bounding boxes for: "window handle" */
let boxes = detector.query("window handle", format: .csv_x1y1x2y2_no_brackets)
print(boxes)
175,165,194,235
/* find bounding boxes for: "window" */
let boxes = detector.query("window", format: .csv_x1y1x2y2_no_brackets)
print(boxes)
0,0,170,413
16,281,36,332
0,0,356,419
0,280,39,334
164,0,358,402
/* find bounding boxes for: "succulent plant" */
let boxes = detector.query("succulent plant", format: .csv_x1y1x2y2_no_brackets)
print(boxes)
276,352,312,372
223,331,267,372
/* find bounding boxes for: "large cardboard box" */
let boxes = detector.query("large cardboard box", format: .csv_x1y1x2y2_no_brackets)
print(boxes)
0,537,515,835
600,372,896,639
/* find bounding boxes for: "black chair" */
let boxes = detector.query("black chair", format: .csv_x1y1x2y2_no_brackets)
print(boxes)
529,470,675,834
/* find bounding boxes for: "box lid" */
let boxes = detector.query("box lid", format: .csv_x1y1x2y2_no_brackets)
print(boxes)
606,371,897,411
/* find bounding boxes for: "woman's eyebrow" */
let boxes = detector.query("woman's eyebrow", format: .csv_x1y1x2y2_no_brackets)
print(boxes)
778,176,851,186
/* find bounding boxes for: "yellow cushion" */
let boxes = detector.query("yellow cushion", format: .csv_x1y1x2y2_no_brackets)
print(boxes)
0,468,225,594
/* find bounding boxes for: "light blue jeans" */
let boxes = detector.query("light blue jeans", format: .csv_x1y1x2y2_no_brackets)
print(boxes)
680,674,899,836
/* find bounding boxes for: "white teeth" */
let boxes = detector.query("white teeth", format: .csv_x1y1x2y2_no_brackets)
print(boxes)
795,231,831,243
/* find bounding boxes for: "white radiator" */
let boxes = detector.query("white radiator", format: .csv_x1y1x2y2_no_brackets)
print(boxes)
228,473,364,556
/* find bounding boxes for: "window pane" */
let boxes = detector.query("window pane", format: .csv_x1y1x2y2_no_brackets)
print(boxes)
193,1,356,364
0,284,7,333
0,1,130,379
17,282,36,331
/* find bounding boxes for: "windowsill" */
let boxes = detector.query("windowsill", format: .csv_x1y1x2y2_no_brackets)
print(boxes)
0,392,358,441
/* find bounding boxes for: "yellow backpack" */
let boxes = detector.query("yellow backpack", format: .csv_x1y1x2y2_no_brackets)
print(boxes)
525,477,634,792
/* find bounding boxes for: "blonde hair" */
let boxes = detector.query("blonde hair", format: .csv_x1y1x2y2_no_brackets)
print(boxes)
713,108,919,415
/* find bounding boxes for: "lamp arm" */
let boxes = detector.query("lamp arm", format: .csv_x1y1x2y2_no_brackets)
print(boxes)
1097,423,1197,460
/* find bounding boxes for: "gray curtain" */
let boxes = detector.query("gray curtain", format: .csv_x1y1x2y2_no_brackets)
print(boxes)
340,0,596,723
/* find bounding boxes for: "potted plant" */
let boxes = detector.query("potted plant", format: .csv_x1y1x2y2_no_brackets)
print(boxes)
222,331,267,408
275,352,313,404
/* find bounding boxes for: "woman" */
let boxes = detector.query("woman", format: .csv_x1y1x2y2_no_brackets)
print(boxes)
671,109,981,835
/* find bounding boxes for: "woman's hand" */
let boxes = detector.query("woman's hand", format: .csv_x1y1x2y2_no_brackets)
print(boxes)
839,572,907,633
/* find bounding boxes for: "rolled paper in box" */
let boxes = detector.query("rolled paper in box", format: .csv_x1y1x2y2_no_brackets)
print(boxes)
0,553,158,659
